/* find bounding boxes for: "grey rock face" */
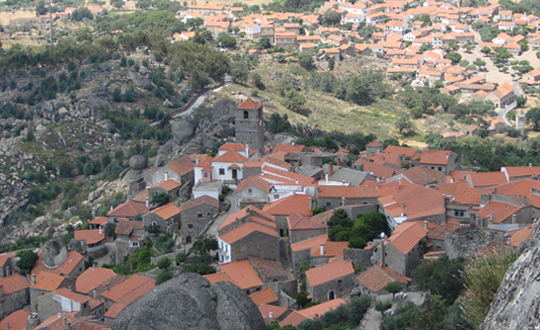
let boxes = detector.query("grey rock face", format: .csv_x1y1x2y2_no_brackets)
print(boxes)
129,155,148,170
444,227,505,259
480,224,540,330
112,273,265,330
41,240,68,269
171,120,194,144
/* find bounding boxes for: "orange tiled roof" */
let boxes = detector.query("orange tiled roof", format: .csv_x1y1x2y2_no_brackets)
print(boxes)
273,143,305,153
166,156,195,177
203,272,232,285
150,179,181,191
234,175,273,194
219,222,279,244
0,274,29,295
179,195,219,213
258,304,288,322
47,287,103,309
357,265,410,293
132,188,149,203
148,203,180,220
291,235,328,252
311,241,349,258
76,267,118,294
263,194,313,217
213,149,248,163
115,220,144,236
89,216,108,226
301,298,347,318
427,222,468,240
510,223,535,247
31,271,67,292
100,274,155,304
468,172,508,188
0,309,29,330
74,229,104,245
237,98,262,109
107,201,147,218
288,212,325,230
387,221,434,254
279,310,309,327
305,260,354,287
218,143,247,152
250,287,277,306
399,166,445,185
218,206,274,232
221,260,264,290
476,201,522,224
420,150,454,165
354,159,399,179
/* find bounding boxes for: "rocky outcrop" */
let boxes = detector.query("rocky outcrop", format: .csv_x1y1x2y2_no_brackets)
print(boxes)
171,120,194,144
480,224,540,330
112,273,265,330
129,155,148,170
444,227,506,259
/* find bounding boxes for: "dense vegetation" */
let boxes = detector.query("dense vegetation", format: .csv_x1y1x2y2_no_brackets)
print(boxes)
328,210,391,249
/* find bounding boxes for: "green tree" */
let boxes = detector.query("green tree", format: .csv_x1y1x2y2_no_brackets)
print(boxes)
175,252,187,265
295,291,308,308
375,301,393,315
258,37,271,49
192,234,217,260
298,53,314,70
282,90,306,110
480,46,491,55
157,257,171,270
219,34,237,48
409,295,448,330
446,52,462,64
146,223,161,235
25,129,35,142
385,282,403,301
35,0,47,16
104,223,116,238
151,192,170,206
410,106,424,119
526,107,540,130
395,112,413,134
16,250,38,274
412,256,466,305
322,10,341,25
59,160,73,178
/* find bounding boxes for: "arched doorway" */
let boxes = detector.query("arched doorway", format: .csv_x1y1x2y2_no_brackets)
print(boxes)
328,290,335,301
186,236,192,244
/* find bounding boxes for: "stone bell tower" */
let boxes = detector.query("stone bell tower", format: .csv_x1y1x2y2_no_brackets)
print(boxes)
235,98,265,154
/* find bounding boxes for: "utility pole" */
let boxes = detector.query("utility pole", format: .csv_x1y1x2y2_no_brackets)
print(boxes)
48,0,53,45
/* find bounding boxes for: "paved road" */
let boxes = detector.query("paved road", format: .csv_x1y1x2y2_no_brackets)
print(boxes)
172,83,230,119
360,292,426,330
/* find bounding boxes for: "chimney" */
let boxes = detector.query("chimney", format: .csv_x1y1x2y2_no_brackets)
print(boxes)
325,174,329,183
269,312,273,319
6,266,10,277
446,154,449,159
336,157,341,167
146,197,149,209
99,226,102,235
5,321,8,329
424,220,428,231
320,243,324,256
57,313,61,318
67,323,71,330
442,195,446,208
380,236,385,266
110,205,113,212
295,178,299,185
329,162,333,177
512,214,517,224
92,262,96,270
69,286,73,292
31,274,36,286
451,178,455,183
93,289,98,299
196,155,199,165
63,318,67,326
308,197,312,210
342,196,346,206
493,188,497,194
490,211,494,221
530,163,533,167
398,178,401,185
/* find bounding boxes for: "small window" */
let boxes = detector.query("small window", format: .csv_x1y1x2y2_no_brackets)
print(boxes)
197,213,203,218
248,189,252,194
326,202,331,206
274,194,279,199
438,167,442,171
204,172,208,178
188,224,193,229
244,111,249,119
338,280,343,291
219,168,225,175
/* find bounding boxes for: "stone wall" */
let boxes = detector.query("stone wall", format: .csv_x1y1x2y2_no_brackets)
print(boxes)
291,248,310,278
308,273,357,303
179,203,219,241
344,204,378,222
290,228,326,244
343,248,372,268
231,231,280,261
317,197,380,210
444,227,506,259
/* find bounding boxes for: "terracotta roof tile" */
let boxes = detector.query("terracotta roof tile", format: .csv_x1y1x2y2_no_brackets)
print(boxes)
107,201,147,218
32,251,84,277
399,166,445,185
100,274,155,305
250,287,277,306
132,189,149,203
248,257,286,279
434,181,469,197
76,267,118,295
427,222,468,240
115,221,144,236
305,260,354,287
354,159,399,179
31,271,66,291
234,175,273,194
202,272,232,285
287,212,325,230
317,182,379,199
75,229,105,245
218,143,247,151
291,235,328,252
263,194,313,217
509,223,535,247
367,141,383,147
179,195,219,213
384,145,421,159
166,156,195,177
380,184,445,220
212,149,248,163
0,309,29,330
420,150,454,166
148,203,180,220
218,206,274,232
452,187,484,205
89,217,108,226
311,241,348,258
103,303,126,319
150,179,181,191
309,210,334,226
220,260,264,290
467,172,508,188
237,98,262,109
357,265,410,293
273,143,305,153
387,221,434,254
502,166,540,179
219,222,279,244
279,310,309,327
258,304,288,322
476,201,522,224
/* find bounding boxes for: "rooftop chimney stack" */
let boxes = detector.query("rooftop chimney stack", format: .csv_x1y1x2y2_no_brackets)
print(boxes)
110,205,113,211
269,312,273,319
99,226,102,235
512,214,517,224
337,157,341,167
31,274,36,286
92,262,96,270
308,197,312,210
329,162,333,177
398,178,401,185
63,318,67,326
93,289,98,299
342,196,346,206
146,197,149,209
446,154,449,159
530,163,533,167
196,155,199,165
246,144,249,158
5,321,8,329
6,266,10,276
424,220,428,231
320,243,324,256
325,174,329,183
295,178,299,185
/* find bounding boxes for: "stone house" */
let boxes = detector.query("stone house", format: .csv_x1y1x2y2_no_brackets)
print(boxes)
287,212,326,244
218,206,276,236
89,216,108,230
371,221,435,276
31,250,85,280
75,265,122,297
419,149,458,175
233,176,273,211
426,222,465,252
106,200,148,222
101,275,155,324
317,185,380,210
178,195,220,244
0,253,15,278
37,287,104,321
74,229,106,254
531,37,540,51
486,82,516,110
143,156,194,188
142,203,180,234
115,220,145,262
217,260,264,295
355,265,410,297
521,68,540,86
218,222,280,263
248,257,288,283
305,260,356,302
262,194,313,237
0,274,30,316
365,141,383,157
29,272,75,312
148,179,182,199
275,33,297,49
290,235,328,277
